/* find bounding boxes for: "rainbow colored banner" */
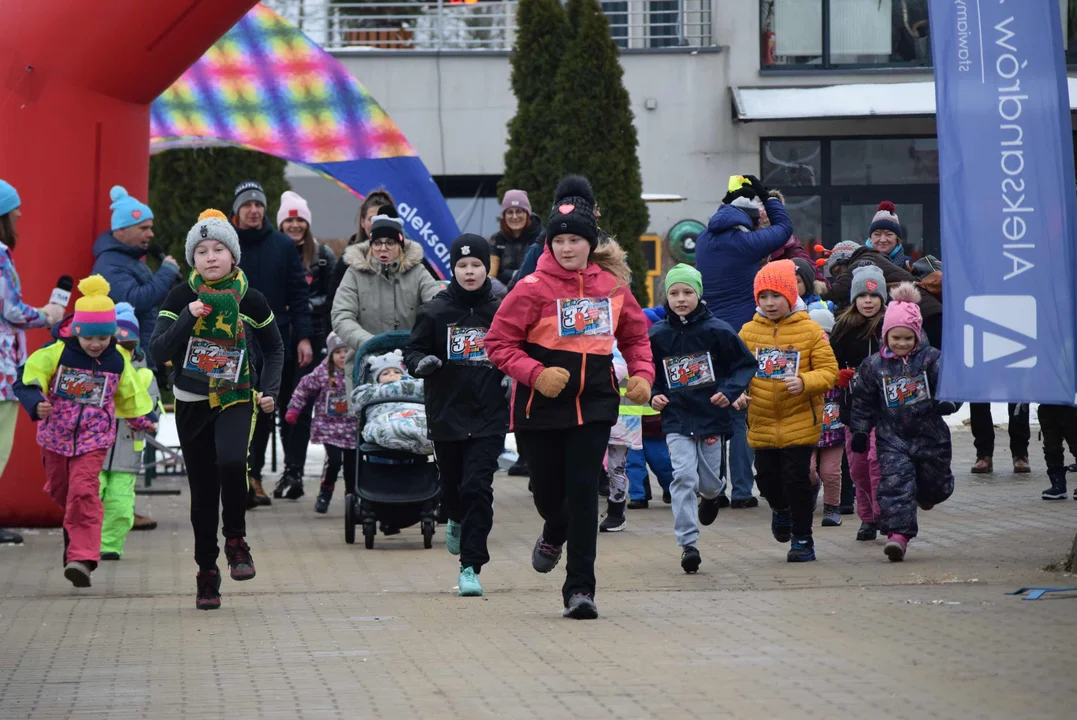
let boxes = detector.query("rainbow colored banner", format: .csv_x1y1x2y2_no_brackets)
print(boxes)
150,3,457,277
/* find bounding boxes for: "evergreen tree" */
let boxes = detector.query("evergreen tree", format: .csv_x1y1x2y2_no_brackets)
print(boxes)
499,0,571,212
548,0,650,306
148,147,289,270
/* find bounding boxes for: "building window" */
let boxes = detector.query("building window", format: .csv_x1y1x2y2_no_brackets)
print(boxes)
649,0,681,48
602,1,630,49
761,136,940,259
761,0,1077,69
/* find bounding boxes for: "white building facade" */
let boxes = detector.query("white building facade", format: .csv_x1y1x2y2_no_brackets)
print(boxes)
271,0,1077,267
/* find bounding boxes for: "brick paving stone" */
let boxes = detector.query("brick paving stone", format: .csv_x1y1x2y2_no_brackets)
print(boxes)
1,428,1075,719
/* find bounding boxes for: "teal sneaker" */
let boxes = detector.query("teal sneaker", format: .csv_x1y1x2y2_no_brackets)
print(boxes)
445,520,462,555
458,566,483,597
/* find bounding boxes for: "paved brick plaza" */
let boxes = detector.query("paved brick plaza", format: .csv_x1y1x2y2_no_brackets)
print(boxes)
1,428,1075,719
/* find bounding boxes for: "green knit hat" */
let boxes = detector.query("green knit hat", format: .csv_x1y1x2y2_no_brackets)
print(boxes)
665,263,702,298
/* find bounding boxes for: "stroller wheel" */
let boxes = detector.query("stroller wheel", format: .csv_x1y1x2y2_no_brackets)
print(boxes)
422,519,435,549
344,495,357,545
363,521,376,550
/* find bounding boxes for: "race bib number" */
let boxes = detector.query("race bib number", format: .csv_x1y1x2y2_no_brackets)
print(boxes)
183,337,244,382
662,352,716,391
52,366,107,406
822,401,843,431
326,389,349,418
446,326,489,363
755,348,800,380
883,372,931,408
556,298,613,337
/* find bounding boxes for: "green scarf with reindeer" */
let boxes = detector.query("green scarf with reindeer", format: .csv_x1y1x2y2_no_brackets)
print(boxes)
188,268,250,409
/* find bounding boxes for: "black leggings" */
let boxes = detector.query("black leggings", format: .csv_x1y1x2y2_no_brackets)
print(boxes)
435,435,503,572
754,446,815,539
1038,404,1077,471
517,423,610,606
177,400,254,570
320,444,358,496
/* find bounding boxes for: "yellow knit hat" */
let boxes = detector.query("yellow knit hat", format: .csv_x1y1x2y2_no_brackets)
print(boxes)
71,275,117,337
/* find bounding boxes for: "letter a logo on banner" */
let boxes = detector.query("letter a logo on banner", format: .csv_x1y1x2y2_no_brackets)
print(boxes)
929,0,1077,403
963,296,1036,369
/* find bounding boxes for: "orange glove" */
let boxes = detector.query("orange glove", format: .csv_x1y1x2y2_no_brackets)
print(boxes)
625,376,652,405
837,368,856,389
533,367,571,398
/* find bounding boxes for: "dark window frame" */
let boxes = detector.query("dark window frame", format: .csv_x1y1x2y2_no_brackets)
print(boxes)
761,134,941,257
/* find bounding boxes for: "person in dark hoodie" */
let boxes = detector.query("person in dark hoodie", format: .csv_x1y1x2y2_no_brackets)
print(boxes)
404,234,509,598
230,180,313,507
91,186,181,368
648,264,756,574
695,174,794,511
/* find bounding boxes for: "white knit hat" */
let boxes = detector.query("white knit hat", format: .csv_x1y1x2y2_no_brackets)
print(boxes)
368,349,405,381
277,190,313,228
186,209,241,266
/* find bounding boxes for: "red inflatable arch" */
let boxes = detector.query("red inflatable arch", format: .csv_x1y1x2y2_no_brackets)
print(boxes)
0,0,257,526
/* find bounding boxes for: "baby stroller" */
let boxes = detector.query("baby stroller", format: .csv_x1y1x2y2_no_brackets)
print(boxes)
345,331,440,549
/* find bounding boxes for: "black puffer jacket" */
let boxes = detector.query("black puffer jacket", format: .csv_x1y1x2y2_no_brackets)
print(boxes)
829,319,883,425
403,280,509,442
489,214,544,285
304,241,337,352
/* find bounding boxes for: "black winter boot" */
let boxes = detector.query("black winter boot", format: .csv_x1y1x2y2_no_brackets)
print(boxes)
1042,468,1068,500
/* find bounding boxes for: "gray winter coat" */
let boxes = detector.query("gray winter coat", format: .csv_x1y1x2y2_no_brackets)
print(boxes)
331,240,440,390
102,354,161,474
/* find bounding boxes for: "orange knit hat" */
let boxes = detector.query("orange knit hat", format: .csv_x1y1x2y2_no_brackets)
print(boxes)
754,259,799,309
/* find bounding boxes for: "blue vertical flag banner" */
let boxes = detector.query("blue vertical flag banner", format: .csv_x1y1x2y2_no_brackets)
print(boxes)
929,0,1077,403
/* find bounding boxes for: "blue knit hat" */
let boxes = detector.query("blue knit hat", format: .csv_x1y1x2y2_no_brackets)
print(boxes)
0,179,20,217
114,302,139,346
110,186,153,231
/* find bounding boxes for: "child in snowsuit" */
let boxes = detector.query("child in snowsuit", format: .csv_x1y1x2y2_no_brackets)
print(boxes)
151,210,284,610
850,283,958,561
1039,404,1077,500
405,234,509,597
285,332,356,513
353,351,432,455
807,307,844,528
601,342,644,533
99,303,161,560
15,277,155,587
739,260,838,563
650,264,756,573
829,264,887,540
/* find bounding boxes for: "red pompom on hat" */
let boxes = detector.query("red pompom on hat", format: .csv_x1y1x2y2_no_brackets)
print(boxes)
869,201,902,238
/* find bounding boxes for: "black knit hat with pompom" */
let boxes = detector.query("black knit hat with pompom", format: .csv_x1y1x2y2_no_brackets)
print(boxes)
546,175,599,250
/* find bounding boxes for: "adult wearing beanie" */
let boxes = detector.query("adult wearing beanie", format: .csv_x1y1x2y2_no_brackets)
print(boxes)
231,180,313,507
490,190,544,286
0,179,65,544
485,175,654,620
272,190,338,500
331,207,441,395
91,186,181,369
695,174,794,510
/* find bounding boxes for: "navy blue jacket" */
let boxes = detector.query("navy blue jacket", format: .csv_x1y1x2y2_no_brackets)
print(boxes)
235,220,312,357
648,303,756,437
91,232,181,366
695,199,793,331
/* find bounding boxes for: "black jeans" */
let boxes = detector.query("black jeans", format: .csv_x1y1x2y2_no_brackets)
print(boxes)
1038,405,1077,470
177,400,254,570
969,403,1030,458
517,423,610,606
320,444,358,496
434,435,503,572
754,445,815,539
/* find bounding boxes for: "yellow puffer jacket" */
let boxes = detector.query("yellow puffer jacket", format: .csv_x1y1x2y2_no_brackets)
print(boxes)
739,308,838,449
